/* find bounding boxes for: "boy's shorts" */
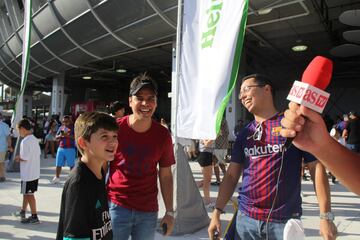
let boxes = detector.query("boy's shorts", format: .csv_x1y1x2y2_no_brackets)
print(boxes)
56,148,76,167
21,179,39,195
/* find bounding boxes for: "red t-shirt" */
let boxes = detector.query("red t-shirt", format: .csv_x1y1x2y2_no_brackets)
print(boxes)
107,116,175,212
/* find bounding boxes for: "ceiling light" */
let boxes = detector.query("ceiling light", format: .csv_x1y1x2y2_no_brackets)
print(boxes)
116,68,127,73
82,76,92,80
258,8,272,15
292,45,308,52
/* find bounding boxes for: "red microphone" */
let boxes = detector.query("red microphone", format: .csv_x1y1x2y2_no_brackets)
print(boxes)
284,56,333,149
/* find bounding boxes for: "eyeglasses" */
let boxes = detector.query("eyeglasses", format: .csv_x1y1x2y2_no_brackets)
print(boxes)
239,84,265,98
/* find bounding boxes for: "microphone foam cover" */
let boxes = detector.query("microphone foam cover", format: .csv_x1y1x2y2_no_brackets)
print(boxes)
301,56,333,90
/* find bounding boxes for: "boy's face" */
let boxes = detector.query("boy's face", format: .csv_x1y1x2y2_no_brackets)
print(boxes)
18,127,26,137
81,128,118,162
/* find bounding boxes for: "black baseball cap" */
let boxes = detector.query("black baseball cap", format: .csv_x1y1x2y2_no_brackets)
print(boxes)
129,76,158,96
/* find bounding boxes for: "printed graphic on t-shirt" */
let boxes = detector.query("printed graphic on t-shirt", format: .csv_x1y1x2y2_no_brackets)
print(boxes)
91,210,112,240
119,144,151,176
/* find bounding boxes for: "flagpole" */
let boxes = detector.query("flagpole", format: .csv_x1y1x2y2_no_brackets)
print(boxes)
167,0,211,235
171,0,183,142
8,0,32,172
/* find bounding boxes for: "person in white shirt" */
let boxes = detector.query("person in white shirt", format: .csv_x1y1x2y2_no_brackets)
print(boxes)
13,119,41,224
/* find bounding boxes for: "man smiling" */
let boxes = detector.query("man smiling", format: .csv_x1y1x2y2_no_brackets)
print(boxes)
107,73,175,240
209,74,337,240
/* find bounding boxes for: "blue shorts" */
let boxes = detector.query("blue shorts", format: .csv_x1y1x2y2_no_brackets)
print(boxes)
56,148,76,167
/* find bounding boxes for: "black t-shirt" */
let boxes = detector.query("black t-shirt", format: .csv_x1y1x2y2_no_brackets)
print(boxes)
56,161,112,240
346,118,360,144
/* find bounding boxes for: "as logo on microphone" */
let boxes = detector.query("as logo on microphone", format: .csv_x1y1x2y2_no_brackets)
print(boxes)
289,85,328,108
287,81,330,114
304,90,328,108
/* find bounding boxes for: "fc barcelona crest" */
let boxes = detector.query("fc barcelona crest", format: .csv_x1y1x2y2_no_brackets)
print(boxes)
271,126,282,136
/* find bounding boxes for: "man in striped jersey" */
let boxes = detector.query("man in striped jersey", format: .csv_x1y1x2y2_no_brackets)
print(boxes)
208,74,337,240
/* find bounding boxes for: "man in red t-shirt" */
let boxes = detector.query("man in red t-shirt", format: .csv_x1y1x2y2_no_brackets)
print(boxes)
107,73,175,240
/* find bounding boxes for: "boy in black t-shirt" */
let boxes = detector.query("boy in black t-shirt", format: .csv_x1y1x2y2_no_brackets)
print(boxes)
56,112,118,240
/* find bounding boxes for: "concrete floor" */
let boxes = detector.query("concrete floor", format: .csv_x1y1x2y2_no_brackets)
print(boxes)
0,156,359,240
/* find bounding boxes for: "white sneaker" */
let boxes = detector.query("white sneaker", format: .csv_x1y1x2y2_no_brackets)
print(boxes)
51,177,60,184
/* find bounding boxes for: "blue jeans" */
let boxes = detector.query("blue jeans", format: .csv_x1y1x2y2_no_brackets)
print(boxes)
236,211,286,240
109,201,158,240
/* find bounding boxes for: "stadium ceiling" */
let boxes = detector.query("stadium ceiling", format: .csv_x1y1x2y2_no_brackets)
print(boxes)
0,0,360,92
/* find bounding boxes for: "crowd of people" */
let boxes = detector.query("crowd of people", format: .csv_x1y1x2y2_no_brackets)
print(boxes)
1,72,359,240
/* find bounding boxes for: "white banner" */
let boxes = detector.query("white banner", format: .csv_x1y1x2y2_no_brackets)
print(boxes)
176,0,248,139
11,0,32,132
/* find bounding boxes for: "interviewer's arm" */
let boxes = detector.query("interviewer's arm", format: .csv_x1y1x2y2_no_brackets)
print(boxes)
313,136,360,195
281,102,360,195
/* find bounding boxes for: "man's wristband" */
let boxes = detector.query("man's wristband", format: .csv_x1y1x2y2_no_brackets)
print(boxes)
320,212,334,221
215,207,225,214
166,211,175,217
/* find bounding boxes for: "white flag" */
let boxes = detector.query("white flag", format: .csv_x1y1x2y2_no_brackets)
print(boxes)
176,0,248,139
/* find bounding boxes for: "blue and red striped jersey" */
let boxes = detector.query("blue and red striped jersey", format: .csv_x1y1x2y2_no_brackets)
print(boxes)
57,125,76,149
231,113,316,222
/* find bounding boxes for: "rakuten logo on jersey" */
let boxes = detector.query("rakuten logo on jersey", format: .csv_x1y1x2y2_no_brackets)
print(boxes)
244,144,284,158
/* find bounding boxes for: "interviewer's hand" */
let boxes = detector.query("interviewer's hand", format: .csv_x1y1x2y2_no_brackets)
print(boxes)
280,102,330,154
